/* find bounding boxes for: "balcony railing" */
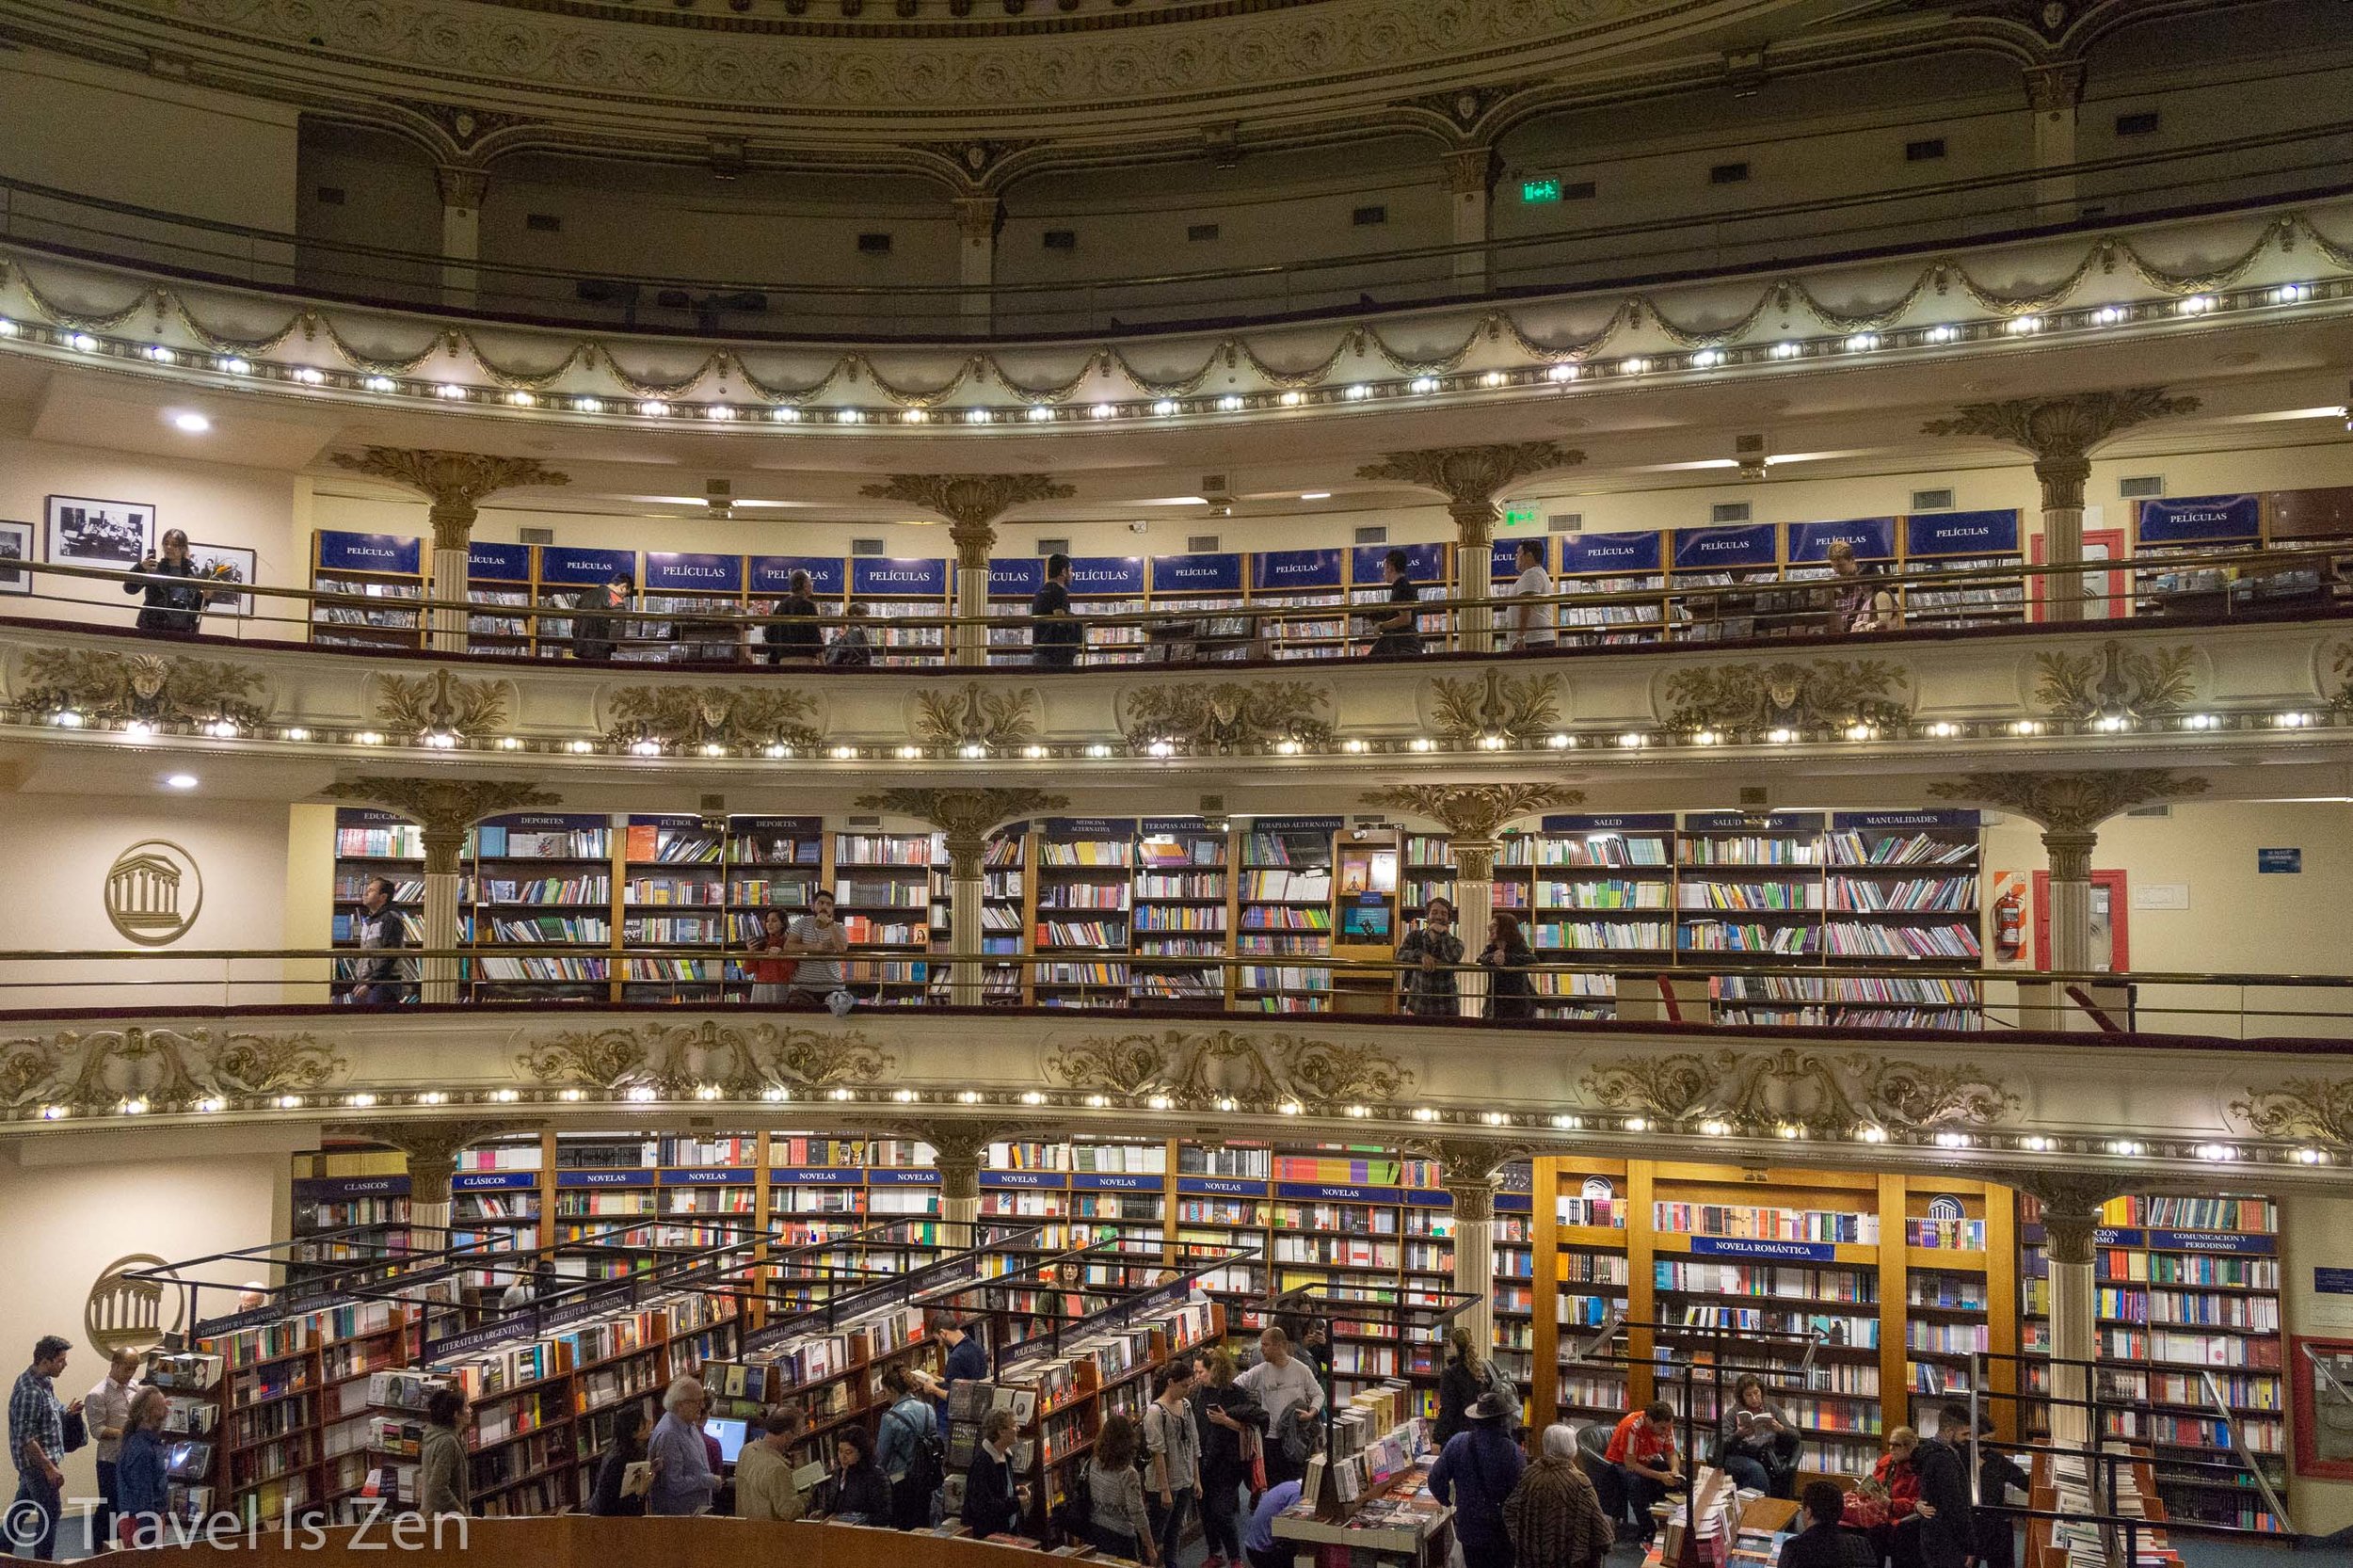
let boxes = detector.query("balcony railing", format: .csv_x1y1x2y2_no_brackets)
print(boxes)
2,120,2349,338
10,543,2352,674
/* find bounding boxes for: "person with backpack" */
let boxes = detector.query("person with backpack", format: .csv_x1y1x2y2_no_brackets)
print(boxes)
877,1365,945,1528
1436,1324,1518,1447
1081,1412,1156,1562
1144,1357,1201,1568
1429,1392,1527,1568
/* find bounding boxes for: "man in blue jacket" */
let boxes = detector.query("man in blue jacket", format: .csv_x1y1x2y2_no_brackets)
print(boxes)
1429,1391,1526,1568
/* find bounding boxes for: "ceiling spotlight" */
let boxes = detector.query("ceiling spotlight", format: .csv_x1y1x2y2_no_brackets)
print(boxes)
899,408,924,424
68,333,98,352
220,356,251,374
1146,739,1175,759
1926,326,1958,344
164,773,199,790
1280,391,1305,407
1844,333,1880,352
1617,731,1645,748
2009,719,2042,736
2294,1146,2328,1165
2005,315,2043,334
628,739,662,757
1342,738,1368,753
144,345,175,364
966,408,992,424
2184,713,2218,729
2273,283,2309,303
1345,384,1371,400
1691,349,1724,368
1934,1131,1970,1149
1217,395,1243,412
771,406,801,423
1084,743,1112,759
2177,295,2217,315
424,729,458,750
2092,306,2125,326
171,411,211,434
123,720,156,741
2195,1143,2237,1162
1026,406,1054,422
638,400,669,417
506,391,536,408
709,404,740,421
1481,371,1507,388
0,319,17,337
839,408,864,424
566,739,594,754
1620,358,1648,374
1769,342,1801,359
1548,733,1574,749
281,727,310,742
1092,403,1117,419
1547,363,1579,382
294,368,325,385
1767,728,1796,744
204,718,239,739
1153,400,1179,416
1858,1126,1888,1144
2021,1135,2054,1153
435,383,468,400
1409,376,1438,394
574,396,604,413
1926,721,1961,739
364,376,396,393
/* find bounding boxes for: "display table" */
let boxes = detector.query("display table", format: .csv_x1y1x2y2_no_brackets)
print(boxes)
1273,1458,1453,1568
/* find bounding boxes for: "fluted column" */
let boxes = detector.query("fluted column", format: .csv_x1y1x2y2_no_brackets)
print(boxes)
1441,146,1497,293
1414,1141,1529,1371
329,449,572,652
1356,444,1583,654
2009,1172,2122,1452
944,829,988,1007
1362,785,1580,1017
2024,64,2086,223
857,474,1077,666
953,197,1002,332
435,166,488,309
1922,390,2199,623
901,1122,1010,1232
1451,839,1497,1020
324,777,561,1003
856,788,1069,1007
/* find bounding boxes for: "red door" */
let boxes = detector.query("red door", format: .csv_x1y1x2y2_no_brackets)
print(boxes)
2031,869,2130,970
2029,525,2127,620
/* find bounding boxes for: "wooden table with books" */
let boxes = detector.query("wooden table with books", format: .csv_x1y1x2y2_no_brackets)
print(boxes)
1271,1385,1451,1568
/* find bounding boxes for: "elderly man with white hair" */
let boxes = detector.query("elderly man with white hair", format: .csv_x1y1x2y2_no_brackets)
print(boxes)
648,1375,718,1516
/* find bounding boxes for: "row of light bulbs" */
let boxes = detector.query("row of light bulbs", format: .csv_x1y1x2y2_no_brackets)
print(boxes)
41,1081,2331,1169
42,704,2341,756
0,279,2329,426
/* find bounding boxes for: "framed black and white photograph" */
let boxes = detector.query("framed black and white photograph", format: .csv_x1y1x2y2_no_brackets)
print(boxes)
46,495,153,570
187,540,256,616
0,520,31,597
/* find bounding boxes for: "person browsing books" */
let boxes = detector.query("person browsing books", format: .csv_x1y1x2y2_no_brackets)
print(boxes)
1603,1400,1683,1544
1193,1350,1265,1568
1367,548,1425,656
1502,1424,1614,1568
570,571,630,662
1085,1413,1157,1563
1242,1479,1302,1568
735,1405,808,1523
1429,1391,1527,1568
747,908,795,1005
1510,539,1558,651
960,1407,1028,1536
416,1386,472,1519
113,1389,170,1549
1718,1373,1800,1497
1145,1357,1201,1568
825,1426,893,1523
762,570,824,664
86,1348,140,1548
648,1377,718,1516
587,1403,652,1517
1234,1327,1322,1486
1480,913,1538,1021
876,1365,944,1528
1779,1480,1880,1568
780,889,850,1006
1030,553,1082,668
348,876,410,1006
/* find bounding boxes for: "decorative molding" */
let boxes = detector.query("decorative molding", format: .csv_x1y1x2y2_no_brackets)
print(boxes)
1360,783,1579,843
1995,1168,2129,1266
1921,388,2201,504
321,778,560,872
1426,667,1565,746
1355,442,1585,508
2230,1078,2353,1150
601,683,823,752
854,788,1069,853
1927,769,2209,833
9,648,267,729
0,1025,345,1118
1406,1136,1534,1194
328,448,569,548
2031,640,2197,722
1117,680,1333,753
1660,658,1912,733
370,667,514,743
912,681,1041,747
1577,1047,2018,1139
1042,1027,1415,1115
856,475,1074,561
514,1019,896,1098
2329,639,2353,711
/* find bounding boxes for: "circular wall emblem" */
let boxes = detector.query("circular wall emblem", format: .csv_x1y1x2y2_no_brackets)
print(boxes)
104,840,201,946
1928,1194,1967,1223
86,1254,184,1360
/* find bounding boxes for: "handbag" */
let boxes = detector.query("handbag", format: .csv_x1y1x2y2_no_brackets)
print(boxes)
1241,1425,1268,1497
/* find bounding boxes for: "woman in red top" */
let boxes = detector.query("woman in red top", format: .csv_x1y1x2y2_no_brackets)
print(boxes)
748,909,795,1004
1865,1428,1923,1568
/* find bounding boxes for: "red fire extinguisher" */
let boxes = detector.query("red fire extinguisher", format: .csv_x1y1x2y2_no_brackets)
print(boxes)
1994,884,2025,960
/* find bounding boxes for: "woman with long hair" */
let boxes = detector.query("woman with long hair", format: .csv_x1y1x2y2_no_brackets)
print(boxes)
114,1388,171,1547
588,1402,652,1517
1481,911,1537,1021
1193,1349,1265,1568
1435,1323,1490,1447
1086,1413,1156,1562
416,1386,472,1519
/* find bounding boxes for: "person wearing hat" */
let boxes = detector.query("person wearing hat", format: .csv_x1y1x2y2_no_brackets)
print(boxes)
1428,1390,1526,1568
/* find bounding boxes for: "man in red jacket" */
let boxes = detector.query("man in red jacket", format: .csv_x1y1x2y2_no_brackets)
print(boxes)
1603,1401,1683,1544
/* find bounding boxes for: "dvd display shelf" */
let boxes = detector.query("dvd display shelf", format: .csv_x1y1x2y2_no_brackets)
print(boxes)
310,533,424,652
1252,548,1352,661
1348,542,1451,657
1529,1160,2016,1481
464,542,536,658
2018,1190,2287,1532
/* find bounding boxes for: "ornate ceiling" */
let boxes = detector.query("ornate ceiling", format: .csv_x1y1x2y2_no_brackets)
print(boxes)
0,0,2255,182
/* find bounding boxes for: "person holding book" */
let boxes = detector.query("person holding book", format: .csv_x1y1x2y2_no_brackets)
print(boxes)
649,1376,718,1516
961,1407,1028,1536
1502,1424,1614,1568
1396,897,1463,1017
587,1403,653,1517
1193,1350,1265,1568
1717,1374,1801,1497
1428,1391,1526,1568
1234,1327,1322,1486
1859,1427,1923,1568
1145,1356,1201,1568
1085,1413,1157,1562
1602,1400,1683,1544
113,1388,170,1548
736,1405,808,1523
417,1386,472,1520
1779,1480,1880,1568
1242,1479,1303,1568
825,1426,894,1524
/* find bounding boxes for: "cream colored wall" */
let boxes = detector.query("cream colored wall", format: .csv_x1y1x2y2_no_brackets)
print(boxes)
0,1130,306,1516
0,794,298,1010
1982,800,2353,1037
2281,1190,2353,1536
0,50,298,232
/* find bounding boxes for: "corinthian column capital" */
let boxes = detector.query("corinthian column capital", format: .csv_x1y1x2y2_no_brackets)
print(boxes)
329,448,571,552
1362,783,1581,843
1928,769,2208,836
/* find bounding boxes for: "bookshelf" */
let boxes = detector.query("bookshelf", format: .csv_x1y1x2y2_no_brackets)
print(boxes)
311,531,424,652
834,828,937,1006
1149,551,1256,662
619,813,727,1003
472,813,615,1003
290,1170,413,1287
1032,818,1135,1010
849,556,951,667
725,815,824,999
642,552,747,664
1558,531,1666,646
1238,817,1338,1014
1248,548,1348,662
1131,817,1227,1009
1901,511,2025,629
2130,494,2265,619
985,558,1047,667
1532,813,1676,1017
1676,810,1827,962
2020,1189,2286,1531
329,808,429,1003
1069,555,1149,665
980,824,1030,1003
463,541,535,658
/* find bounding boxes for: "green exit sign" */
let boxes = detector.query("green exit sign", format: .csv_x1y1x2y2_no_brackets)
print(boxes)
1521,178,1562,203
1501,503,1541,529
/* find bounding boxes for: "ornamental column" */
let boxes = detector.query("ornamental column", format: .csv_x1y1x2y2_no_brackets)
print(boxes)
953,197,1002,332
334,1118,537,1256
1364,784,1582,1018
1441,147,1497,293
1922,390,2199,622
1356,443,1584,653
1930,770,2206,1021
2008,1172,2123,1451
2023,64,2086,223
859,474,1077,666
330,449,571,653
856,788,1069,1006
325,777,560,1002
902,1121,1012,1232
1412,1140,1529,1379
435,166,488,309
